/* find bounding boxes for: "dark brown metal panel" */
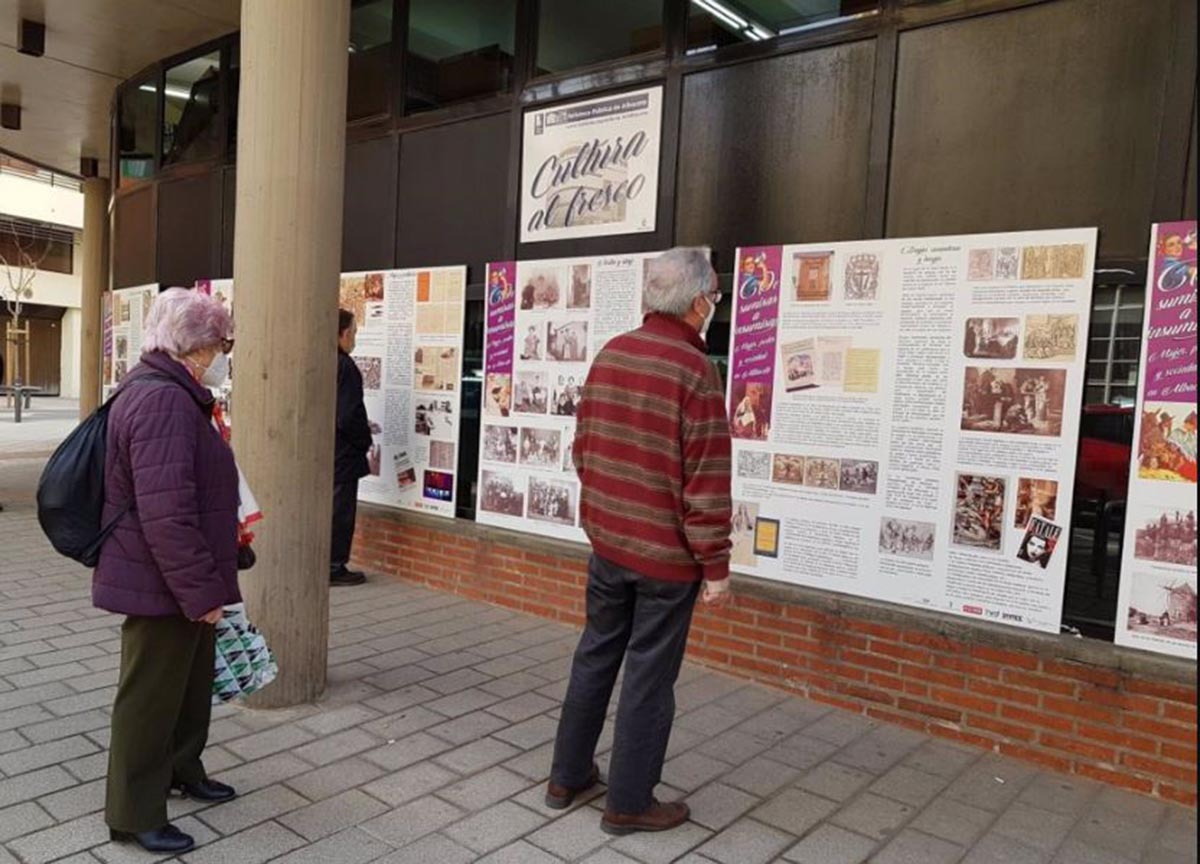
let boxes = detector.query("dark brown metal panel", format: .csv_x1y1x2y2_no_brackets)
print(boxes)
220,167,236,278
396,113,513,283
1185,100,1197,220
675,40,877,271
888,0,1176,259
112,185,157,289
343,135,399,272
156,172,220,288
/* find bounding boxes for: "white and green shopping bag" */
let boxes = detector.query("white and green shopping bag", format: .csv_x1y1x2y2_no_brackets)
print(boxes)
212,603,278,705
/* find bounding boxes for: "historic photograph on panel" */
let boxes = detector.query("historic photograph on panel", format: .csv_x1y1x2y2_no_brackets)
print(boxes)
550,375,583,417
996,247,1020,279
547,320,589,363
804,457,841,490
963,318,1019,359
1020,243,1087,280
967,248,995,281
1137,403,1197,483
1134,509,1197,568
879,517,936,561
737,449,772,481
520,268,563,310
429,441,456,471
528,477,577,526
1014,478,1058,529
483,425,518,464
793,251,833,302
519,428,562,469
415,398,455,438
782,339,818,392
960,367,1067,436
1124,573,1198,643
481,470,525,516
520,324,543,361
1015,516,1062,569
1023,314,1079,361
953,473,1007,551
394,451,417,489
355,355,383,391
569,264,592,309
840,459,879,495
414,346,458,392
514,371,550,415
484,373,512,417
843,252,881,301
771,454,805,485
731,501,760,568
730,381,772,440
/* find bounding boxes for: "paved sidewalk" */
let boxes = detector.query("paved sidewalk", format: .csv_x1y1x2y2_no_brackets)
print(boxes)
0,458,1194,864
0,398,79,460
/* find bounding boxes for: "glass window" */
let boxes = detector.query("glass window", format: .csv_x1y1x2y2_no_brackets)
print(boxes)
228,44,240,151
686,0,879,55
0,220,73,276
405,0,517,114
536,0,663,76
162,51,223,166
118,77,158,187
348,0,394,119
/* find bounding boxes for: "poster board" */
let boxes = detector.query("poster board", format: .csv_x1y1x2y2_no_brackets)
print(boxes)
726,229,1097,634
520,86,663,244
105,284,159,390
1115,221,1197,659
476,252,667,542
339,267,467,518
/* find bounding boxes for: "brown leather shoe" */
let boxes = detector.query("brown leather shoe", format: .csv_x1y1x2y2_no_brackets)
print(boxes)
601,799,690,835
544,763,600,810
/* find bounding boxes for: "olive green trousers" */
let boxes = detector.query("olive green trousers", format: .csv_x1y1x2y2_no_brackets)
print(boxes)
105,615,215,833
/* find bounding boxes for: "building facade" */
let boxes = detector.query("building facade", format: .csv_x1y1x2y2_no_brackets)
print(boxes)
103,0,1198,803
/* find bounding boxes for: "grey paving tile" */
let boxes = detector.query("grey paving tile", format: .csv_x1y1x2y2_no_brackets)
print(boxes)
444,799,548,854
373,832,477,864
661,751,733,793
909,796,996,847
360,794,464,847
182,820,307,864
990,801,1076,854
291,728,380,767
363,759,459,807
0,801,56,842
225,724,316,762
527,803,612,859
436,766,530,812
6,811,109,864
0,734,98,775
609,819,713,864
943,757,1036,813
902,741,980,780
426,687,504,718
197,783,308,835
750,787,838,835
35,778,105,821
783,823,878,864
872,828,966,864
487,691,559,723
285,756,386,801
278,789,388,841
475,839,565,864
961,833,1051,864
683,782,759,832
829,792,916,841
268,827,392,864
694,817,794,864
722,756,801,798
869,765,950,807
296,704,380,736
0,765,76,809
429,710,512,746
362,730,453,771
803,712,875,747
435,736,522,775
797,760,874,802
512,777,607,819
362,706,444,741
1015,774,1099,818
363,685,439,716
764,734,841,770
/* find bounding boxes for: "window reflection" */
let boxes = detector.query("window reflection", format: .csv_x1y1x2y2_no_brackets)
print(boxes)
349,0,394,119
686,0,879,55
406,0,517,114
119,78,158,186
536,0,663,76
162,51,223,166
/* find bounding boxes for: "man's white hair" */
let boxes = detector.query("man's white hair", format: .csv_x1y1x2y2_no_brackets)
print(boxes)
642,247,713,317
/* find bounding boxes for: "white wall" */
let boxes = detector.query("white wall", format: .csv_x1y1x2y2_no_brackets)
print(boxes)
0,174,84,230
58,308,82,399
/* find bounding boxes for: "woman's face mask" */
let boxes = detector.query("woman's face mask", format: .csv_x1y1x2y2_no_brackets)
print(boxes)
198,351,230,388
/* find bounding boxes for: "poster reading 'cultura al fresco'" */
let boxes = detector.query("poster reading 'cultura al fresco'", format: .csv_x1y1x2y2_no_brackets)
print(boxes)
724,229,1097,634
1116,221,1198,660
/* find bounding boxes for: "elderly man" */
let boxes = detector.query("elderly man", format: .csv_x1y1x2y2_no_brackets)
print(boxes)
546,247,733,835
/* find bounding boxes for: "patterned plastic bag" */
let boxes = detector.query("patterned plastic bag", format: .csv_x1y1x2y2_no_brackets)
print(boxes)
212,603,278,705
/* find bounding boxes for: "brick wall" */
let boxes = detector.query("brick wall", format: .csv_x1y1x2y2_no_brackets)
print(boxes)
354,509,1199,807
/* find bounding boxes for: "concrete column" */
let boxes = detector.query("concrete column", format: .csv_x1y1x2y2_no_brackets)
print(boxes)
78,178,108,417
232,0,350,707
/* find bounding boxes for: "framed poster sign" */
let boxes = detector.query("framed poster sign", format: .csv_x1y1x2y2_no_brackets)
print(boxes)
520,85,663,244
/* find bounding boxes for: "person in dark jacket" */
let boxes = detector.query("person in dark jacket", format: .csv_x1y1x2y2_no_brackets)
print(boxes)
332,309,373,586
94,288,240,855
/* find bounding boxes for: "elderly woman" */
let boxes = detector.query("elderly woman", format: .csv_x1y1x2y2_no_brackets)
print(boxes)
95,287,240,854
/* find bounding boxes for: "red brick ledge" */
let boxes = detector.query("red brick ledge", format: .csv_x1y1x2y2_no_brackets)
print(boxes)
354,504,1198,807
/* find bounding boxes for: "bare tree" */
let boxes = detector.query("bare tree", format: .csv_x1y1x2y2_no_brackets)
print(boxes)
0,219,52,391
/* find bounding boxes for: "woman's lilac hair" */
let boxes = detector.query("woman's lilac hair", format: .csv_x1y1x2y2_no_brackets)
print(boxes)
142,287,232,358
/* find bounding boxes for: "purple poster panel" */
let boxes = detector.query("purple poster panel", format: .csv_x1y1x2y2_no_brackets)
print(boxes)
1143,222,1197,404
485,262,517,418
729,246,782,441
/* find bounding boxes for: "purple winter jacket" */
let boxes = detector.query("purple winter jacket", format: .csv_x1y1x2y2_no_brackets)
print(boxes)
92,351,242,619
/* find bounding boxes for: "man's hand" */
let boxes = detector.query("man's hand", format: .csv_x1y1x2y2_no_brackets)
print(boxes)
701,579,732,608
197,607,224,625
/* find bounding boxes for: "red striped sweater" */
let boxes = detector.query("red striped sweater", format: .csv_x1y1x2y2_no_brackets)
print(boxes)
573,313,733,582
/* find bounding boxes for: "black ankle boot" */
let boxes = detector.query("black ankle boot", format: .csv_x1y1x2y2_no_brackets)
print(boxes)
174,778,237,802
110,824,195,853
